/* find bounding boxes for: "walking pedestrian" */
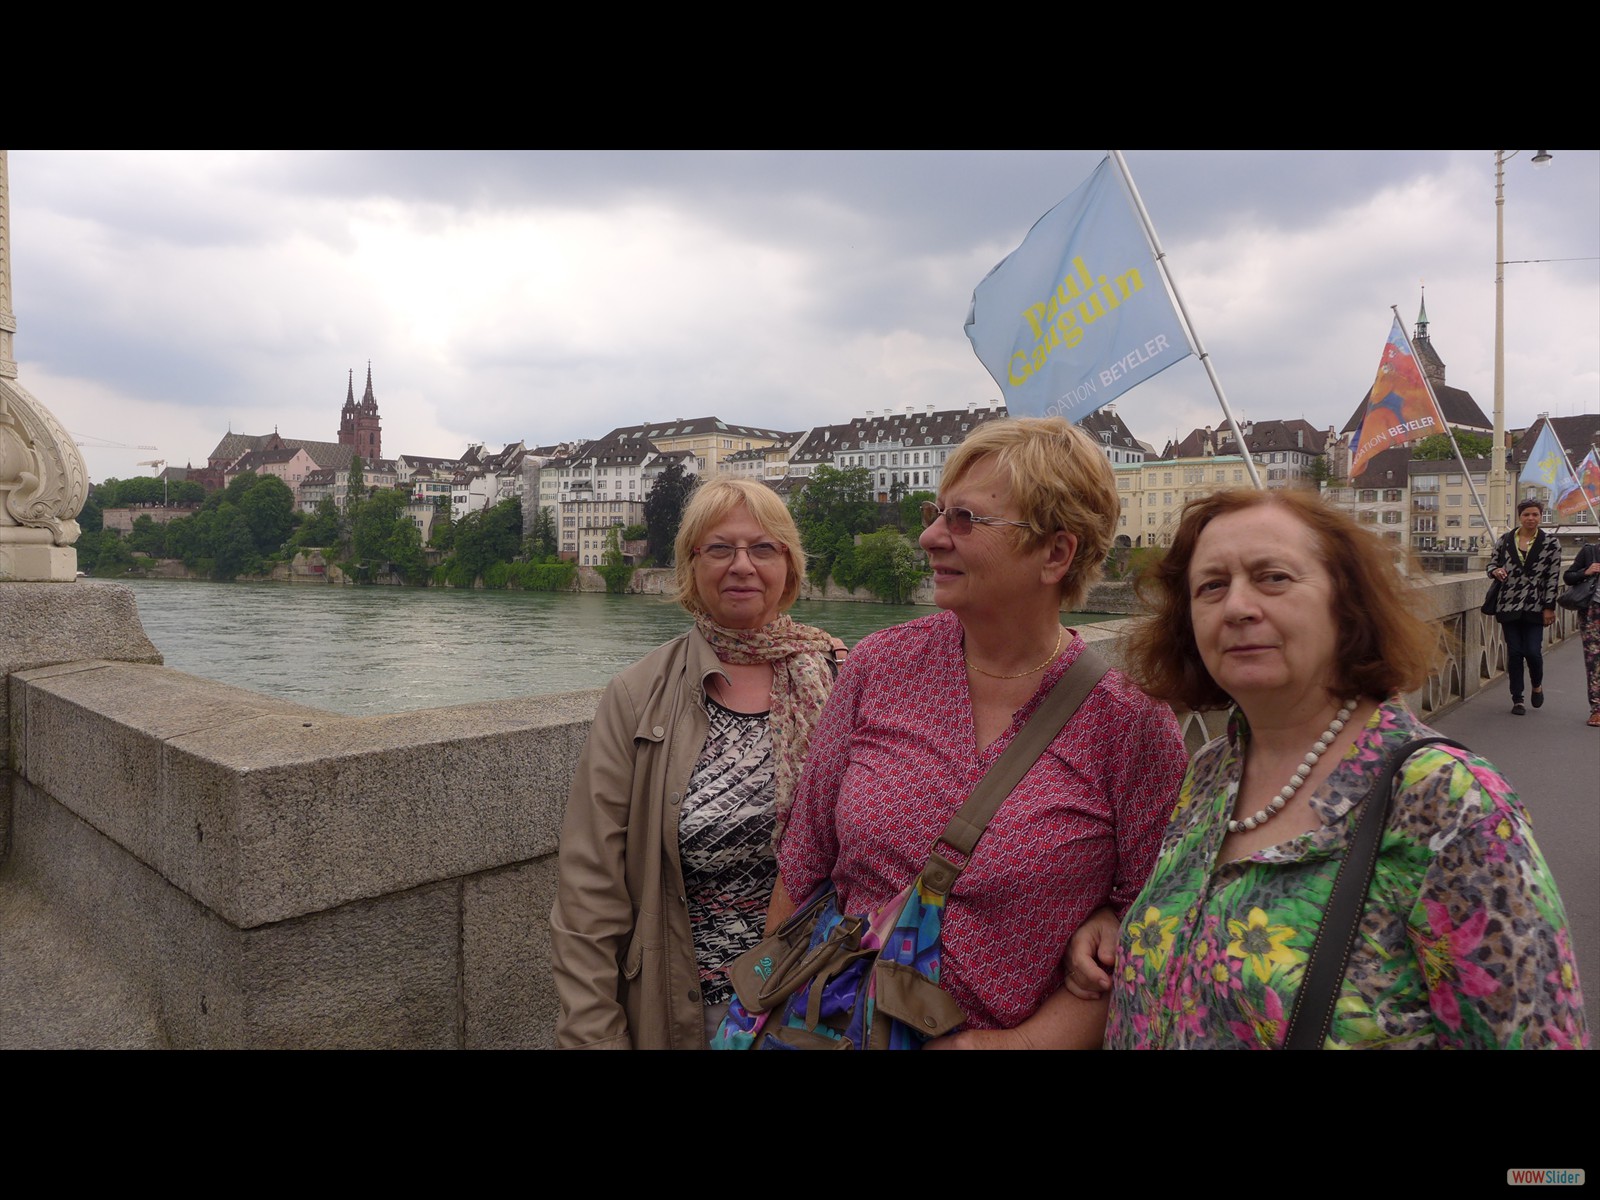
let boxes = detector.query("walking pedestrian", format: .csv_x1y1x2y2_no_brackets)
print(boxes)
1487,499,1561,715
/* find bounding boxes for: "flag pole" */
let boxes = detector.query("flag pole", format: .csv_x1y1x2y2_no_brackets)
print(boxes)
1109,150,1264,489
1392,307,1495,543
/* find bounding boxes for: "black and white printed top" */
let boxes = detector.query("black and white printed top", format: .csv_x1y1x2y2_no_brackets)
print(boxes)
679,698,777,1007
1487,528,1562,621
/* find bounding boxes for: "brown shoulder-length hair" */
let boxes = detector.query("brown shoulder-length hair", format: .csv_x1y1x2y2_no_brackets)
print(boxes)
1122,488,1442,711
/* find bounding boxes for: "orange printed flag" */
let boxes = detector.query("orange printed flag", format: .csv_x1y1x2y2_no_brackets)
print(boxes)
1557,447,1600,517
1349,318,1448,478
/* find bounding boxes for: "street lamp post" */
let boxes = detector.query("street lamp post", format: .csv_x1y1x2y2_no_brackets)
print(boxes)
1490,149,1553,538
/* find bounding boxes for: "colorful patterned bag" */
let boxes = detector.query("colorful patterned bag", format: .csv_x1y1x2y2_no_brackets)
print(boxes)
710,648,1109,1050
711,868,965,1050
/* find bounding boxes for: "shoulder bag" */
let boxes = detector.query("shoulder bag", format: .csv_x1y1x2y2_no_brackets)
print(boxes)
1282,735,1469,1050
1558,547,1598,611
711,647,1111,1050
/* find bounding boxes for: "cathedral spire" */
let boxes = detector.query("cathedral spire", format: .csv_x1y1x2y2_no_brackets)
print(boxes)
1416,286,1430,343
361,360,376,411
344,368,355,408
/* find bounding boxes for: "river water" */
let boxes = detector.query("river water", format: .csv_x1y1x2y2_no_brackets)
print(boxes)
116,579,1116,716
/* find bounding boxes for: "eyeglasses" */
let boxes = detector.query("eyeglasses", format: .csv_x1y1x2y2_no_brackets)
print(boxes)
919,501,1032,536
693,542,786,563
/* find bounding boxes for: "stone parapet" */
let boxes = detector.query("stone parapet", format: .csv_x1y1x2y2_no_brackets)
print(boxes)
5,662,590,1047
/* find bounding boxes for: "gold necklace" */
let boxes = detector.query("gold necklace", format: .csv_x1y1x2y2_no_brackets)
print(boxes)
966,626,1065,680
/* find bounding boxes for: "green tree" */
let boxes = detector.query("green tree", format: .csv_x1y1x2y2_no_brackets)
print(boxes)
238,475,297,555
644,463,697,565
348,456,365,500
77,528,132,575
446,498,524,586
596,524,635,594
79,487,104,534
1412,432,1494,461
898,489,936,533
168,480,207,506
211,507,260,578
292,496,341,552
790,464,875,585
853,529,926,603
127,514,167,557
430,498,456,551
526,504,558,559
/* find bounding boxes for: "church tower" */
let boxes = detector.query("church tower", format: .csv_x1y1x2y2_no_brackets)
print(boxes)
337,363,383,461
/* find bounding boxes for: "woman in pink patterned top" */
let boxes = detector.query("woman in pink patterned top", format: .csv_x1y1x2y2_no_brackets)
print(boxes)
771,417,1187,1047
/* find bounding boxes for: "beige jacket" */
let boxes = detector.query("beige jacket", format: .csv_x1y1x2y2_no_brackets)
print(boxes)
550,630,722,1050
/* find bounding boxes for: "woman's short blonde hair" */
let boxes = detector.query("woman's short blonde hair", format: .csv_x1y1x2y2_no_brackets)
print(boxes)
941,416,1119,611
672,477,806,616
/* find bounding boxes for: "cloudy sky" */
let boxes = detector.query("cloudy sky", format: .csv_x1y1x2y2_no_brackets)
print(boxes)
7,149,1597,484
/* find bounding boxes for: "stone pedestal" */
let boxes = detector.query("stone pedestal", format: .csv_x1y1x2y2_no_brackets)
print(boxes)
0,543,77,581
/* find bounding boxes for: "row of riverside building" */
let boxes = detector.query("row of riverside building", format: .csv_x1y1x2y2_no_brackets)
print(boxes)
163,311,1597,569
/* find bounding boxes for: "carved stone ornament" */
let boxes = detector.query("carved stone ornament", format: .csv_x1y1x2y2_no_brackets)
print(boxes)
1,374,87,547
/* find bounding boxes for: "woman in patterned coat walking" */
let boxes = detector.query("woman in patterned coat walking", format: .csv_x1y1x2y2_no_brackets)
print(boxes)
1488,498,1562,715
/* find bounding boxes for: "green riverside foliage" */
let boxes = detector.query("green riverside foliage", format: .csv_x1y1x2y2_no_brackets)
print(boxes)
349,487,426,583
596,525,635,594
86,472,303,581
791,464,876,585
851,529,926,603
435,498,524,586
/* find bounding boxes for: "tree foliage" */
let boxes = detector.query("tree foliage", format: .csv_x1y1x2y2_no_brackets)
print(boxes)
291,496,341,553
439,498,523,587
644,463,697,566
351,488,426,582
850,529,926,603
595,525,635,594
94,471,306,580
898,490,936,534
1413,432,1494,461
526,504,558,559
790,465,876,584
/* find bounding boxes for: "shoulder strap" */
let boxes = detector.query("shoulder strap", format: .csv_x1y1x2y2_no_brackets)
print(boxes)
919,645,1112,898
1282,734,1470,1050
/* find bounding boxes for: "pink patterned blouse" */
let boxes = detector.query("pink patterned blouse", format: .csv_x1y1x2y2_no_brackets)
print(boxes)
777,611,1187,1031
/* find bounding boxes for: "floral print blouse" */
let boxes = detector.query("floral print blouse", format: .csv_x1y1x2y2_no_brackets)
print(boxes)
1104,698,1587,1049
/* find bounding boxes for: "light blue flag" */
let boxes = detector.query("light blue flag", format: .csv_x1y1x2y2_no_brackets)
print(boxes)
965,156,1192,421
1522,420,1579,498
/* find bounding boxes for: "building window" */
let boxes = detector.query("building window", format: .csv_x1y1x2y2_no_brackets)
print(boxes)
1383,489,1403,503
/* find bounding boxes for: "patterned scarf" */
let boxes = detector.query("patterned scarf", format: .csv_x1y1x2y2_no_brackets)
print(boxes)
694,612,836,849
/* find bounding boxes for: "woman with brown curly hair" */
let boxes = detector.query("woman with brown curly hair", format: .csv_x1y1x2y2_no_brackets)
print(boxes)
1068,489,1586,1049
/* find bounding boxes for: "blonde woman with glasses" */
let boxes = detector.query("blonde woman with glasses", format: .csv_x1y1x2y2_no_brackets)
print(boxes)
769,417,1186,1048
552,478,843,1049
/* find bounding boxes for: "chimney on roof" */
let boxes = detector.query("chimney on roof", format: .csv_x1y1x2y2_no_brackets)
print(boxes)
905,406,913,417
926,404,934,414
967,401,975,413
865,410,874,419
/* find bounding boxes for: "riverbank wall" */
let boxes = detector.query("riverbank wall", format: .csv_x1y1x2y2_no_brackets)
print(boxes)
0,574,1550,1048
